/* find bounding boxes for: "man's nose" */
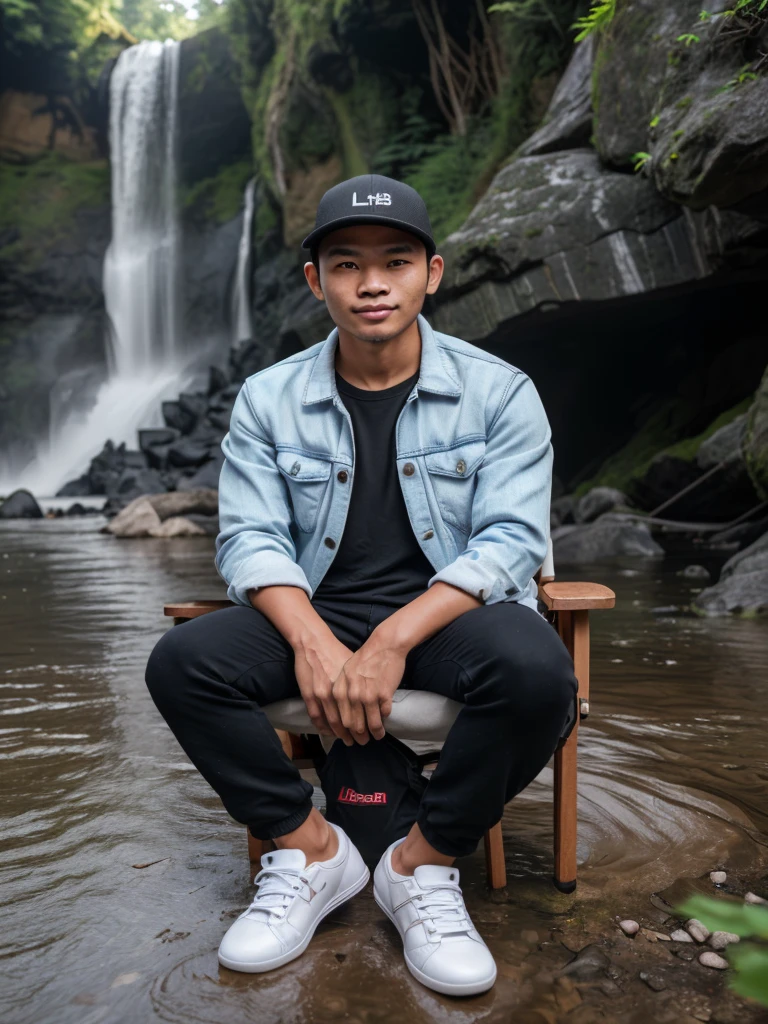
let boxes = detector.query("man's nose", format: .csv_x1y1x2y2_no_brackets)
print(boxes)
358,271,389,295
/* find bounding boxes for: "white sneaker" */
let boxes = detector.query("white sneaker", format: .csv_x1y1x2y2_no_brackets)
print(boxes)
218,821,369,973
373,837,497,996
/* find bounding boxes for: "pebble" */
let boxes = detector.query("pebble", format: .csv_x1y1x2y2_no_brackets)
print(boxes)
686,918,711,943
639,971,667,992
619,920,639,936
699,951,729,969
709,870,726,884
670,929,693,942
745,891,767,905
710,931,740,950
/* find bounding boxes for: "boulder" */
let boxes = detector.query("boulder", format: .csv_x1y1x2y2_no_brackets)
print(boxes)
693,531,768,616
551,494,576,528
177,457,224,492
552,512,665,565
745,364,768,499
148,516,207,538
208,365,229,396
696,415,747,470
519,36,595,157
109,467,167,502
104,498,162,538
591,0,703,168
720,531,768,581
55,473,91,497
574,487,629,524
167,439,212,469
0,488,43,519
431,149,758,344
105,489,219,527
162,400,197,435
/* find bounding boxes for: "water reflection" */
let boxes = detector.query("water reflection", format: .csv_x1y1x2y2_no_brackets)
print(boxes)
1,519,766,1023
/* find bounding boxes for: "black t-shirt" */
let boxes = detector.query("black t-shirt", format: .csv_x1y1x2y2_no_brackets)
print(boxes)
312,368,435,609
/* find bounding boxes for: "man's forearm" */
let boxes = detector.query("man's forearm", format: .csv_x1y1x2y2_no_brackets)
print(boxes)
248,585,336,651
368,581,482,655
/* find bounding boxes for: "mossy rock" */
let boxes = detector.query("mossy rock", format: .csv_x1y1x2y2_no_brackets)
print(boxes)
744,363,768,500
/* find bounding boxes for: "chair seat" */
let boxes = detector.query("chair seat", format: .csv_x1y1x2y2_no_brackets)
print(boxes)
263,688,462,757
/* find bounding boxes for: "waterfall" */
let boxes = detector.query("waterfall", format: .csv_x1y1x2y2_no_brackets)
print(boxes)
231,177,256,346
2,39,200,498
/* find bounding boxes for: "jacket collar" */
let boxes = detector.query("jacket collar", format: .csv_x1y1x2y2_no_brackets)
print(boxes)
302,312,462,405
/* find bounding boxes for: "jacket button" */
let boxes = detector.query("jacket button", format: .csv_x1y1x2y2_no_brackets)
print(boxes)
403,462,415,476
324,537,336,549
456,459,466,474
422,530,434,539
290,462,301,475
337,470,348,482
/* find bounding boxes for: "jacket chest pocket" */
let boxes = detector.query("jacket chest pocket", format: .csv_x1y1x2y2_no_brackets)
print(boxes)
424,439,486,533
276,451,333,533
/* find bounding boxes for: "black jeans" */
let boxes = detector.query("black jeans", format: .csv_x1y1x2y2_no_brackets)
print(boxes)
145,598,578,858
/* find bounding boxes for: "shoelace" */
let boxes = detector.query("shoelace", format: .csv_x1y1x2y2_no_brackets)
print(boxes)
244,866,309,920
406,881,473,938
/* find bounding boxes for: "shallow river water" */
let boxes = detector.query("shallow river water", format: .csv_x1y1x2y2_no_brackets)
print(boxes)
1,518,767,1024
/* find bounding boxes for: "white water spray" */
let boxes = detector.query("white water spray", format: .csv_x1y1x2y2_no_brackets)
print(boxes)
1,39,200,498
231,178,255,346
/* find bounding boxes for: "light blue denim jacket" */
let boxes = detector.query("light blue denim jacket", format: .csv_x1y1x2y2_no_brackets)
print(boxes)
215,313,552,613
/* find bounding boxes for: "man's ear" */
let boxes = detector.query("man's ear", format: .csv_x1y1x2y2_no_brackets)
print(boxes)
425,254,444,296
304,261,325,301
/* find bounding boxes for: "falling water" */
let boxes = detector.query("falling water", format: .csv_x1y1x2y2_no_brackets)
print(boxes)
1,39,199,498
231,178,256,346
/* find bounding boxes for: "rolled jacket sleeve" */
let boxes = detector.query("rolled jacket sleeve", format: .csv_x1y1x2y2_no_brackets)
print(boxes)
215,383,312,606
427,371,552,606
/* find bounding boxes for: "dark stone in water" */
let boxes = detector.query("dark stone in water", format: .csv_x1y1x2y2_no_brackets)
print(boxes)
557,943,611,980
110,467,166,501
162,401,196,435
139,429,179,456
177,455,224,492
0,488,43,519
208,365,229,396
56,474,91,497
168,439,211,469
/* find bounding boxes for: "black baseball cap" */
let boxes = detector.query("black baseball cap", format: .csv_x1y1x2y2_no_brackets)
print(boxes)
302,174,436,256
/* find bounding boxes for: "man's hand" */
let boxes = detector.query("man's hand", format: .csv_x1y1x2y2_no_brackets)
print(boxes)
292,634,356,745
331,633,408,745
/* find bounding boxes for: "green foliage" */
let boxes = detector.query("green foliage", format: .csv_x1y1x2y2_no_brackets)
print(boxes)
404,119,497,242
675,894,768,1006
631,151,651,172
677,32,700,46
0,153,110,267
180,158,254,225
571,0,616,41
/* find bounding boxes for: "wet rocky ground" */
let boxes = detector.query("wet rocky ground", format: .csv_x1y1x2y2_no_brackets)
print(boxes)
1,518,767,1024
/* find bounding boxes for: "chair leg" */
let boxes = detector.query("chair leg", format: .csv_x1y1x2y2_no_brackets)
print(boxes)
553,609,588,894
483,821,507,889
553,725,578,893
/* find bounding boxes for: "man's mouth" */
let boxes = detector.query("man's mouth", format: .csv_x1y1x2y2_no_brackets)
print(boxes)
353,305,396,322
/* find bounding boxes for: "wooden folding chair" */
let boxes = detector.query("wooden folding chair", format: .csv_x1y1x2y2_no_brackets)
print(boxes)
164,538,614,892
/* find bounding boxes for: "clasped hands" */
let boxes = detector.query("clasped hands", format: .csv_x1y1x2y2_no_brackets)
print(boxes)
292,629,407,746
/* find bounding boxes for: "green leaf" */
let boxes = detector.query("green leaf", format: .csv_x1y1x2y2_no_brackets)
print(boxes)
728,943,768,1005
674,894,768,940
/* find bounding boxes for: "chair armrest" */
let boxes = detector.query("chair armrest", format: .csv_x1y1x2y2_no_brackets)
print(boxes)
164,600,235,619
537,582,615,610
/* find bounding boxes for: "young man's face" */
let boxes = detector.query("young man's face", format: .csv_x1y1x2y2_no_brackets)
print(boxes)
303,224,444,344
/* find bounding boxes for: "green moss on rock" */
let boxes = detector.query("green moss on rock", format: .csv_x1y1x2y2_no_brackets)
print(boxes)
0,154,109,268
181,158,254,224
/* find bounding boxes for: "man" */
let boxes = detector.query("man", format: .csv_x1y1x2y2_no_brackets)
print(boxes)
145,174,578,997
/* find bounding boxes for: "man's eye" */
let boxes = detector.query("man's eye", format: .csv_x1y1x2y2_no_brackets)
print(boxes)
338,261,358,269
389,259,409,267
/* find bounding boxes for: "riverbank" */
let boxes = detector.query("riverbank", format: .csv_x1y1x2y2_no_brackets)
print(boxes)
1,518,767,1022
